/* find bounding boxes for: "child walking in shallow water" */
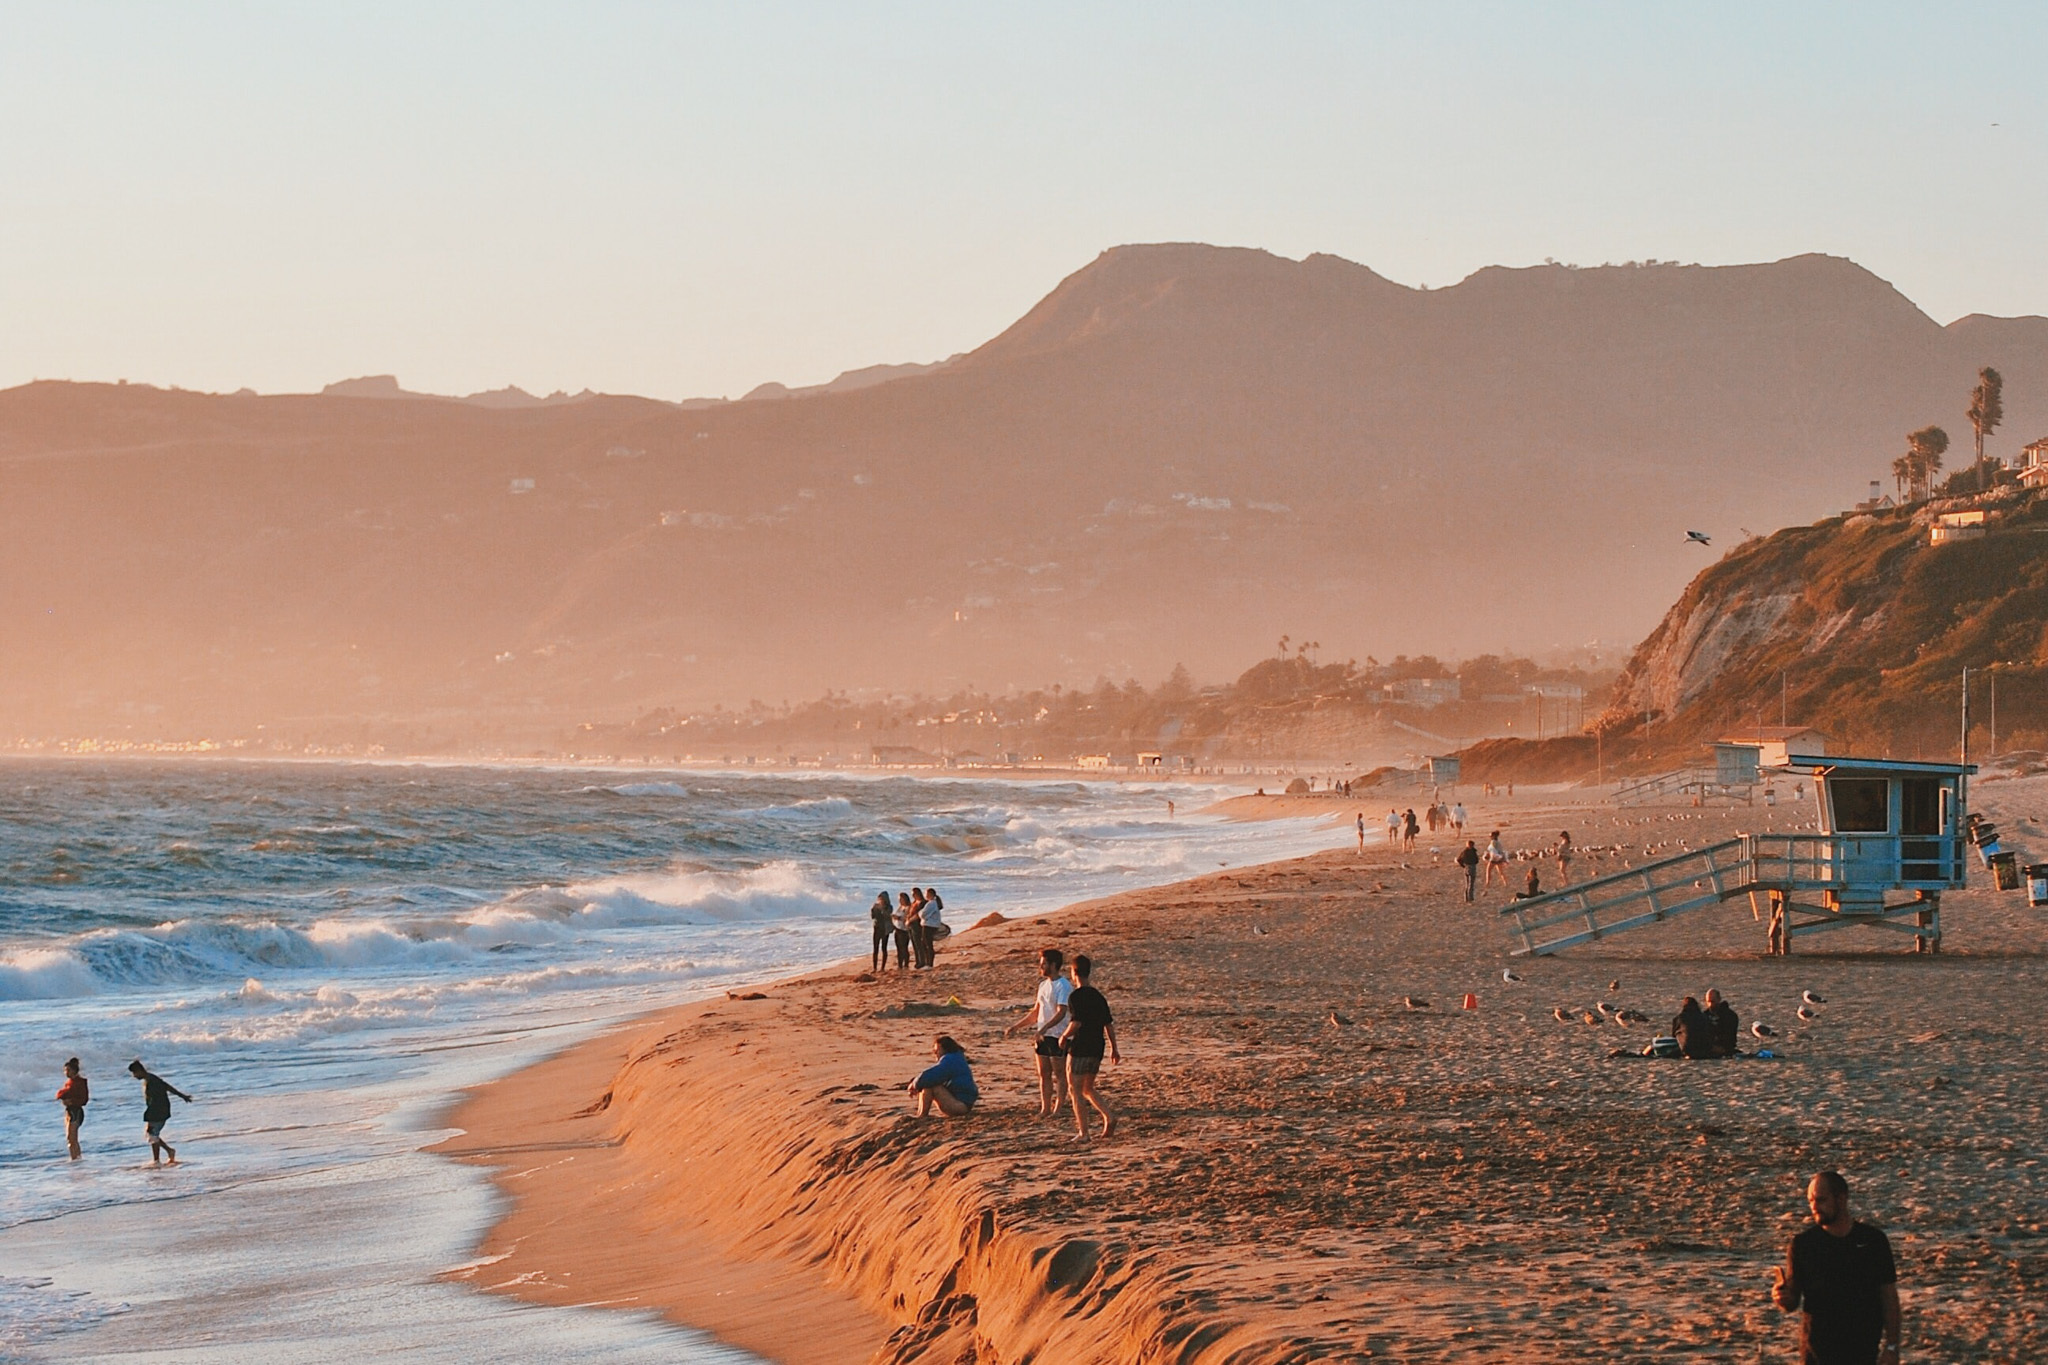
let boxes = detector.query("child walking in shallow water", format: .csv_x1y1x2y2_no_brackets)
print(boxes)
1059,955,1119,1141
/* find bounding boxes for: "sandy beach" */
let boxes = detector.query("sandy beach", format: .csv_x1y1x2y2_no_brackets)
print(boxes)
440,781,2048,1363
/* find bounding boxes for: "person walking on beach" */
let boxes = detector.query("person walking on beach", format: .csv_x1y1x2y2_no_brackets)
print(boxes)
905,1035,978,1118
1059,954,1119,1141
1451,801,1467,836
1456,840,1480,901
1356,813,1366,852
1482,831,1510,890
893,892,914,969
920,886,946,966
1771,1170,1900,1365
128,1060,190,1165
1386,809,1402,847
869,892,896,973
1554,830,1575,885
1402,809,1419,851
1003,947,1073,1118
57,1058,89,1161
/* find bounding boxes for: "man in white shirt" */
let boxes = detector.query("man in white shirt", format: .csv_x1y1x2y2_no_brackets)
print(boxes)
1003,947,1073,1118
1385,810,1402,846
1451,802,1468,835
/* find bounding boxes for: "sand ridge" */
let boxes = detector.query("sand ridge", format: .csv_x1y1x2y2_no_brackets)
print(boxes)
441,784,2048,1362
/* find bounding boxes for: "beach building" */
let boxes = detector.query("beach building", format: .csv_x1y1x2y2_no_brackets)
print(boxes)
1385,677,1460,708
1075,754,1112,770
1929,509,1988,545
1717,726,1828,769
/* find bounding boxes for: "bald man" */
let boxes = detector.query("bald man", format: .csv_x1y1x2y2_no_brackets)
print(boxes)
1771,1170,1900,1365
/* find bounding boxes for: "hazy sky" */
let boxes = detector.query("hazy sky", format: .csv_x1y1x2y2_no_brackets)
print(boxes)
5,3,2044,401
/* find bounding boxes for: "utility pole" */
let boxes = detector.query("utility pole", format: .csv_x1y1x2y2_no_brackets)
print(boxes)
1960,666,1970,766
1990,670,1997,758
1781,670,1788,728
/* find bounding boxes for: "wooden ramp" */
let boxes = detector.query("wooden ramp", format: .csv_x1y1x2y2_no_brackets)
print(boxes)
1500,839,1752,956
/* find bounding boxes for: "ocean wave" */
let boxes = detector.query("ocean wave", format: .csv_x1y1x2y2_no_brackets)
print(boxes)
589,781,691,798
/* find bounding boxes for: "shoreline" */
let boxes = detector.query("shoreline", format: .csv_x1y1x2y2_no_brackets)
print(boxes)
438,783,2048,1363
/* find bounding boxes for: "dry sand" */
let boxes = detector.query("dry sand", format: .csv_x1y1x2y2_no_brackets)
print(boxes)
439,781,2048,1362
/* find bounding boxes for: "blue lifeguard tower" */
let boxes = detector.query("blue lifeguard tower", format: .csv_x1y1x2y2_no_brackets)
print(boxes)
1502,754,1974,956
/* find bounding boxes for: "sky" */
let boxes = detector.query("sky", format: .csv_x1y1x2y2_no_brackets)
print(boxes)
4,2,2045,401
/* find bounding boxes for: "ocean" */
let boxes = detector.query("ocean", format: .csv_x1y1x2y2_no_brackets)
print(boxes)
0,759,1337,1361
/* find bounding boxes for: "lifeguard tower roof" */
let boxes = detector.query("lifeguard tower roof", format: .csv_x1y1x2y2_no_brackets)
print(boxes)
1778,755,1974,777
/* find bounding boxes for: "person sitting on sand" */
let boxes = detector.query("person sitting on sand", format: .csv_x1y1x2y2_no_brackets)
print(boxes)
1703,988,1739,1058
905,1035,978,1118
869,892,895,973
1514,865,1541,899
1482,832,1510,889
57,1058,89,1161
1671,996,1713,1059
1004,947,1073,1117
1058,955,1119,1141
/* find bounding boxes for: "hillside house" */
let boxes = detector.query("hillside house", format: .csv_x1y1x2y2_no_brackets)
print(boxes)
1386,677,1461,708
2020,438,2048,487
1930,509,1988,545
1717,726,1828,768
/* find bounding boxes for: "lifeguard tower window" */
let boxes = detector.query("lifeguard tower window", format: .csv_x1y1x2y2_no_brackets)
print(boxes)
1831,778,1890,833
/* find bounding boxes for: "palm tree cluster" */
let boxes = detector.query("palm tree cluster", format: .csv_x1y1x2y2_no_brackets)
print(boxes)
1892,425,1949,501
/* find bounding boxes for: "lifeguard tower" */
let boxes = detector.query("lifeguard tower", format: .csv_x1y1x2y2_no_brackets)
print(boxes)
1502,754,1973,956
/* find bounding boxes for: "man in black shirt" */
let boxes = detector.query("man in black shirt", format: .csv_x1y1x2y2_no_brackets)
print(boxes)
128,1059,192,1165
1455,841,1480,901
1671,996,1712,1059
1771,1170,1900,1365
1703,988,1739,1057
1059,954,1119,1142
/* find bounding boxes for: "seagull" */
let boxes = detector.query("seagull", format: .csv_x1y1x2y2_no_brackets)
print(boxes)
1581,1011,1601,1026
1327,1010,1354,1028
1553,1007,1573,1023
1797,1005,1819,1022
1686,530,1712,547
1404,996,1430,1010
1252,925,1268,936
1595,1001,1617,1017
1502,969,1522,983
1802,990,1826,1006
1608,980,1621,992
1752,1022,1778,1039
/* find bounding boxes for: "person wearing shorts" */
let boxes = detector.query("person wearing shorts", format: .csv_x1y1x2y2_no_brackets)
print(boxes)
1004,947,1072,1118
57,1058,89,1161
1059,954,1119,1141
129,1060,191,1165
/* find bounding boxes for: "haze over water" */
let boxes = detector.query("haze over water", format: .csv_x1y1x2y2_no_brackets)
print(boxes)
0,760,1335,1359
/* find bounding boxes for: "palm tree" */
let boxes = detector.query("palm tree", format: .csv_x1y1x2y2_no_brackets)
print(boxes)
1905,425,1949,500
1967,367,2004,465
1891,454,1914,499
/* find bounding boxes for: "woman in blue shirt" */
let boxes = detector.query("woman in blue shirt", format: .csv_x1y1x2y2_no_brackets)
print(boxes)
906,1035,978,1117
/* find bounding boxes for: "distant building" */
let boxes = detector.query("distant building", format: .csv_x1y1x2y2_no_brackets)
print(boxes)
1137,752,1164,769
1076,754,1113,769
1717,726,1828,768
1386,677,1461,708
2018,438,2048,488
1849,479,1895,514
509,478,536,494
1930,509,1988,545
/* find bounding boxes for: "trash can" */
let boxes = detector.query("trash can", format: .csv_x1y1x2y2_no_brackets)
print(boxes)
1989,850,2020,891
2030,864,2048,907
1979,838,2003,868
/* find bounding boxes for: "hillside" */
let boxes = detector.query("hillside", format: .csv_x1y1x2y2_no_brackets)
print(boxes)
1593,482,2048,765
3,244,2046,747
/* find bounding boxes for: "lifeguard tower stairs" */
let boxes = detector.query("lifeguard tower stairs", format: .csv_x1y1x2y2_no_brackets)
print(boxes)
1505,756,1973,957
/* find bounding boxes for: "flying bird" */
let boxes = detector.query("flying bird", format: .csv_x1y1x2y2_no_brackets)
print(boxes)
1502,969,1522,983
1751,1022,1778,1039
1802,990,1826,1006
1686,530,1712,547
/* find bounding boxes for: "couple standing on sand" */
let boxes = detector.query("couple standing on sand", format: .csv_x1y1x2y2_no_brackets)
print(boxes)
1002,947,1119,1140
869,886,947,971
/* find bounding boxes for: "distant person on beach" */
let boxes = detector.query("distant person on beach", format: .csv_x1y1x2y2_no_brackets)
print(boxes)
869,892,895,973
1555,831,1575,885
1403,809,1419,851
1671,996,1713,1059
1515,865,1542,899
1771,1171,1900,1365
1482,832,1510,889
920,886,946,963
129,1060,190,1165
1451,802,1467,835
893,893,914,970
1357,814,1366,852
1166,799,1175,818
1004,948,1073,1117
907,888,932,968
1704,988,1740,1057
57,1058,89,1161
905,1035,978,1118
1059,954,1119,1140
1456,840,1480,901
1386,810,1402,846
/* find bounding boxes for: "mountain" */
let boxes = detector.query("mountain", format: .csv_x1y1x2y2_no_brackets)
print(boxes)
3,244,2046,748
1593,481,2048,764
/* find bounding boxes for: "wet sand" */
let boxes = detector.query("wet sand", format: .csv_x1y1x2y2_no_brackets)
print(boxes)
441,780,2048,1362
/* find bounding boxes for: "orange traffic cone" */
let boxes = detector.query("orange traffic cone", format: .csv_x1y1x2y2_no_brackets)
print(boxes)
1462,993,1478,1010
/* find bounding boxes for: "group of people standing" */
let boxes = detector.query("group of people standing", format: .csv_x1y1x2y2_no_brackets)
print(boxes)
869,886,948,971
54,1057,191,1164
1371,800,1468,852
903,945,1120,1141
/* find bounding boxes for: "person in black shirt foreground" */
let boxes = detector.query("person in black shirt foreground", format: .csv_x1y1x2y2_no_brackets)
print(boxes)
1059,954,1119,1142
128,1060,191,1165
1455,840,1480,901
1771,1170,1900,1365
